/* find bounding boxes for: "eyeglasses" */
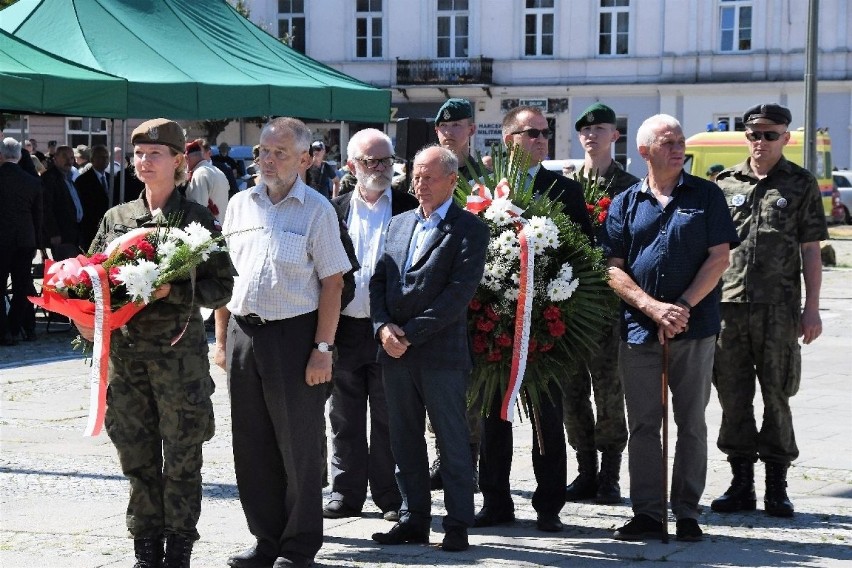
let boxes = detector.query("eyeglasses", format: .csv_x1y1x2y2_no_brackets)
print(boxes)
354,156,394,169
510,128,553,140
745,130,785,142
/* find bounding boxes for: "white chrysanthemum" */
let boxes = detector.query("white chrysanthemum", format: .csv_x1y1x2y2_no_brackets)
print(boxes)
157,239,179,270
495,230,520,260
556,263,574,282
547,262,580,302
503,287,519,301
527,216,560,254
483,199,517,226
180,222,213,249
116,260,160,303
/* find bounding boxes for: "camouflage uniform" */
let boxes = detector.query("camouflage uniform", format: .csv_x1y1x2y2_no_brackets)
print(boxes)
89,189,234,540
713,157,827,464
562,162,638,454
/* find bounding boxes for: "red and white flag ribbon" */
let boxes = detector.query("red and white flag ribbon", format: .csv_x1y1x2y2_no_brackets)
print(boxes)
500,221,535,422
466,178,525,217
82,264,111,437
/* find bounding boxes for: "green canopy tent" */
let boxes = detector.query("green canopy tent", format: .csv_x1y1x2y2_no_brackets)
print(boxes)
0,28,127,117
0,0,390,122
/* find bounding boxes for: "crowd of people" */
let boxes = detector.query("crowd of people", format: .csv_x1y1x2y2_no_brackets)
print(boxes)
0,99,825,568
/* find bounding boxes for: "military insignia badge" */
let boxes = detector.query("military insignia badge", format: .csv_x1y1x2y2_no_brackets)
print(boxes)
731,194,746,206
776,197,788,208
443,109,451,120
148,126,159,140
586,112,595,124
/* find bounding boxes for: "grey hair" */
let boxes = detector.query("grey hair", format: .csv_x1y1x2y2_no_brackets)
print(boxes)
262,117,312,152
413,144,458,175
636,114,682,148
2,137,22,161
347,128,393,160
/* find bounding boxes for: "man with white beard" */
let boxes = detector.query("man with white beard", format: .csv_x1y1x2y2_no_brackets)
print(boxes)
323,129,418,521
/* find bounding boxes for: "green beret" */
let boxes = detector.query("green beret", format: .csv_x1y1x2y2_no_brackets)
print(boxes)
131,118,185,154
706,164,725,176
743,103,792,126
575,102,617,131
435,98,473,125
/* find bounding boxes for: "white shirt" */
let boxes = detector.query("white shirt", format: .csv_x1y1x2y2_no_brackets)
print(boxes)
186,160,230,223
405,195,454,271
224,178,352,320
341,187,393,319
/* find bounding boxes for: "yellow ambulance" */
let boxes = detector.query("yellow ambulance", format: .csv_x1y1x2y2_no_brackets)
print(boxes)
684,129,835,219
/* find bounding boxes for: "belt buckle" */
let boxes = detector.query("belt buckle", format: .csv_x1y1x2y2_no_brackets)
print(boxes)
246,313,267,325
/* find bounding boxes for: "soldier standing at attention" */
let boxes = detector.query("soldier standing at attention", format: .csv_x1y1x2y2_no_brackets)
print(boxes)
711,103,828,518
81,119,234,568
562,103,638,505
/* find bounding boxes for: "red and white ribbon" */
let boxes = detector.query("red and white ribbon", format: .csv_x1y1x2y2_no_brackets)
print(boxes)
466,178,525,217
82,264,111,437
500,221,535,423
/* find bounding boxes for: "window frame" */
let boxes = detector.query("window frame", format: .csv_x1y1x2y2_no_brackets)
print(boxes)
718,0,753,53
66,117,108,148
277,0,306,54
355,0,384,59
523,0,555,58
436,0,469,59
598,0,630,57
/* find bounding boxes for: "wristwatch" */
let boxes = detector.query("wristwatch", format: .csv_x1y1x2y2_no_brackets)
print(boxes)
314,341,334,353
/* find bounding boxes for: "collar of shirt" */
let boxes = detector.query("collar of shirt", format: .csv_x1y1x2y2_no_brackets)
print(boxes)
640,173,685,194
415,194,453,225
352,185,392,208
250,177,307,206
527,164,541,180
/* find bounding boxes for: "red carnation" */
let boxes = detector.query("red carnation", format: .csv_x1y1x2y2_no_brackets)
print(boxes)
543,305,561,321
586,203,595,214
137,240,156,260
547,319,566,337
528,338,538,352
469,298,482,311
597,211,608,224
485,305,500,321
108,266,122,286
472,334,489,353
486,350,502,362
597,196,612,209
495,333,512,348
89,253,108,265
79,271,92,287
476,318,495,332
539,342,554,352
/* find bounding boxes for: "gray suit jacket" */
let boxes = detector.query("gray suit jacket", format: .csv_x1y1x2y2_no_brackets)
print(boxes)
370,201,489,370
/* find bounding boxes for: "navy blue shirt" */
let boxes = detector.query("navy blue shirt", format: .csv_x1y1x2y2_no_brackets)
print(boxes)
601,172,739,344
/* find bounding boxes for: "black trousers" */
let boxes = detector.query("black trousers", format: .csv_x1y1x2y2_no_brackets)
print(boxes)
479,381,567,516
1,247,36,338
227,310,325,561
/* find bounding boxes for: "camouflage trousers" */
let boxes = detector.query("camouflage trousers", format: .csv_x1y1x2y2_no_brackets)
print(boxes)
105,351,215,540
713,303,801,464
561,320,628,454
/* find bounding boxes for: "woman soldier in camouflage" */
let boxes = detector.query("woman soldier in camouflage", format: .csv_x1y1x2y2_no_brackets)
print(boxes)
79,118,234,568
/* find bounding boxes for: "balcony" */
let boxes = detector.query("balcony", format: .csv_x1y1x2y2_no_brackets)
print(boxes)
396,56,494,86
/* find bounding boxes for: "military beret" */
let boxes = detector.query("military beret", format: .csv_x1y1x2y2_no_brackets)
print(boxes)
434,98,473,125
743,103,792,126
131,118,186,154
185,140,202,155
575,102,617,131
706,163,725,176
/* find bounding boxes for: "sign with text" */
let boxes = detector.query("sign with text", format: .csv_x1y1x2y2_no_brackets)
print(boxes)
519,99,548,112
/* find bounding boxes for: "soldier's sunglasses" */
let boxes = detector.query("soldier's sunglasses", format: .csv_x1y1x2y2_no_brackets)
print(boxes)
745,130,785,142
511,128,553,139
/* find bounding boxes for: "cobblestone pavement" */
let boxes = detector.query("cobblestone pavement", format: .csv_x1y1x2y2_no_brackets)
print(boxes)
2,268,851,567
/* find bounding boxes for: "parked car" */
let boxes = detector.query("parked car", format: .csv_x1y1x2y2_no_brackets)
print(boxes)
833,170,852,224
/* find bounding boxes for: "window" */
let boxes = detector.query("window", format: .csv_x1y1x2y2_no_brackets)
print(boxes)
356,0,383,58
712,114,745,132
1,114,28,138
437,0,468,58
599,0,629,56
719,0,752,52
278,0,306,53
524,0,554,57
67,117,108,147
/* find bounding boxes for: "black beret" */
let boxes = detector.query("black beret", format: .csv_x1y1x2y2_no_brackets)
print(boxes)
434,98,473,125
743,103,792,126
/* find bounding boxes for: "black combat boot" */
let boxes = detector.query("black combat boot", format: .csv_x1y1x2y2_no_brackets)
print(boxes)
133,537,164,568
764,461,795,517
711,457,757,512
565,451,598,501
596,452,622,504
470,442,481,494
163,534,193,568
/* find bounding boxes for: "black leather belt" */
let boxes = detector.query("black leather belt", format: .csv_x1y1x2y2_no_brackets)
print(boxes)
235,313,275,326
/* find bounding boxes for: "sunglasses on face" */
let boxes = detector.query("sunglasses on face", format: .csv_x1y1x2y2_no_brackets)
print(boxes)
354,156,394,169
511,128,553,140
745,130,785,142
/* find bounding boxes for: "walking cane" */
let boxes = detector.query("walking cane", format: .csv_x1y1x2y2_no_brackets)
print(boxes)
661,336,670,543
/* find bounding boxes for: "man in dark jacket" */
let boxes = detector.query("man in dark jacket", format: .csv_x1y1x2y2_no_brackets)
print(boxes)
0,137,43,344
41,145,81,260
